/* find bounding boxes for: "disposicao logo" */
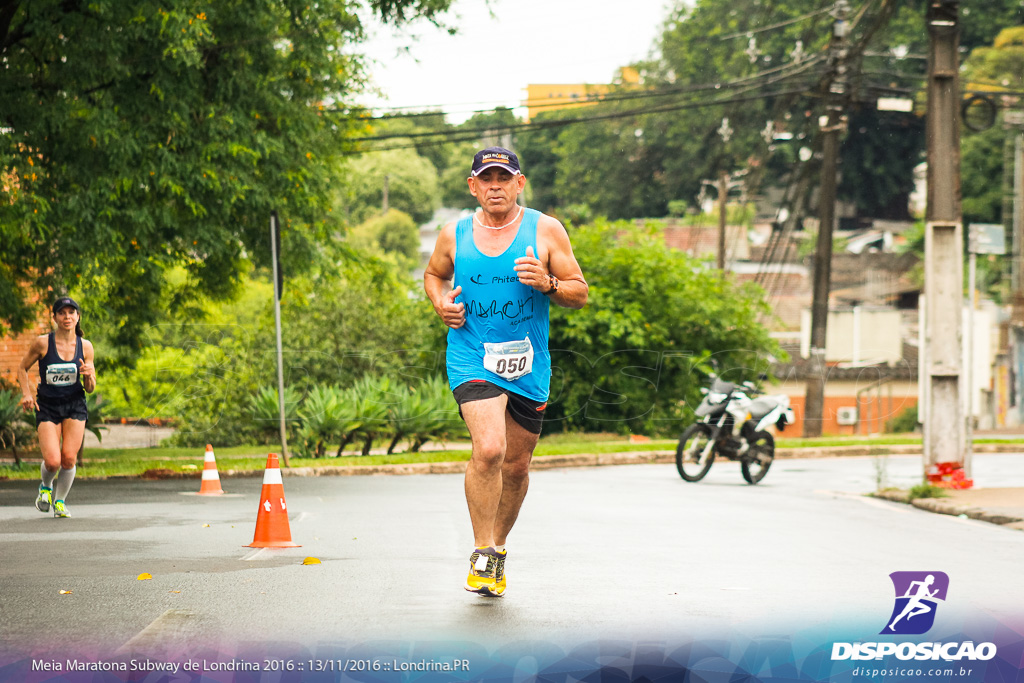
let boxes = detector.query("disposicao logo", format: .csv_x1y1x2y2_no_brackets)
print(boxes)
882,571,948,635
831,572,997,663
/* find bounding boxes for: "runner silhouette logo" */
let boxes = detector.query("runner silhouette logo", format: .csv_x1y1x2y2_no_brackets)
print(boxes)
881,571,949,635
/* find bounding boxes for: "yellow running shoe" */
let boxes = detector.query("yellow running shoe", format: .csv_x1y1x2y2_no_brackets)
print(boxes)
53,500,70,518
35,486,53,513
465,547,506,597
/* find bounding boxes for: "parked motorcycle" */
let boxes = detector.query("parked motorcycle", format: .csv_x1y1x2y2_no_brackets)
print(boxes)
675,376,795,484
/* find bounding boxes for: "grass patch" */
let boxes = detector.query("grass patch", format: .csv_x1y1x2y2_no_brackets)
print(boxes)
2,433,1022,480
907,483,949,500
774,435,925,448
0,438,680,480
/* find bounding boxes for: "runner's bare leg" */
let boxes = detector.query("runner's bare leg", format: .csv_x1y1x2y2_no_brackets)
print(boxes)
462,395,509,548
494,411,538,547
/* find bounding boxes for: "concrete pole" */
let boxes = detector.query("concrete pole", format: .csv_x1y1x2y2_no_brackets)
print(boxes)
923,0,964,471
1014,135,1022,297
803,0,848,438
966,245,975,477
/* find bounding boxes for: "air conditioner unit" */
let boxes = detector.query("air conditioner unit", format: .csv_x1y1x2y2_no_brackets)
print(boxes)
836,406,859,426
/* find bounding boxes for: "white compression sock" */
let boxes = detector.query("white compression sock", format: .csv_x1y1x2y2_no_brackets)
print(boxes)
40,463,57,489
54,466,76,501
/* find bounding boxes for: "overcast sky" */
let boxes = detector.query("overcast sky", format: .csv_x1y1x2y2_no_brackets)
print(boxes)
357,0,674,123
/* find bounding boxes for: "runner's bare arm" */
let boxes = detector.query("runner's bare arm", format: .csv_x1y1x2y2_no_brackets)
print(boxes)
537,215,588,309
423,222,466,329
80,340,97,393
16,336,46,411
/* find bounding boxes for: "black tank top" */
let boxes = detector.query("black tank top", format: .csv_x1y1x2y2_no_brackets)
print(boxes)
37,332,85,402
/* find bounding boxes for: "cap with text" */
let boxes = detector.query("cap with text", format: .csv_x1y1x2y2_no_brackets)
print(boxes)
52,296,81,315
471,147,521,176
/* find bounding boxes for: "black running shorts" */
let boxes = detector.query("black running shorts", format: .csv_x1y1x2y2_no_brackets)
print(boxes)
452,380,547,435
35,396,88,426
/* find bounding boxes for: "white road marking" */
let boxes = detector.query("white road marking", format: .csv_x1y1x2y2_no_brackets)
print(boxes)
815,489,915,513
115,609,197,656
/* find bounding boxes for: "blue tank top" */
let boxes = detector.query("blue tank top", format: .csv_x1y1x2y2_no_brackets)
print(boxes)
37,332,86,402
447,208,551,402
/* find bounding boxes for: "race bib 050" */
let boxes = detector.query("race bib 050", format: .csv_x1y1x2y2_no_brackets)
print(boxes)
483,337,534,381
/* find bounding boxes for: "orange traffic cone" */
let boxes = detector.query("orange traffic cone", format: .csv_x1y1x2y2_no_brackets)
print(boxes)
247,453,300,548
198,444,225,495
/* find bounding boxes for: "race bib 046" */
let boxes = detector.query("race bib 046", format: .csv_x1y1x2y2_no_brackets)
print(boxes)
483,337,534,381
45,362,78,387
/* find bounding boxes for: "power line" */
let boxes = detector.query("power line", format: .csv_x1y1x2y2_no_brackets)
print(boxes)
346,84,820,156
718,5,834,41
343,58,829,151
342,51,830,124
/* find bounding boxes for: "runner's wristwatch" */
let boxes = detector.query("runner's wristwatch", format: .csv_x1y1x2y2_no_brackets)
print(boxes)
544,274,559,295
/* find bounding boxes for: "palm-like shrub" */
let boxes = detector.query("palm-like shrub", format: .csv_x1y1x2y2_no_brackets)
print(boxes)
250,385,302,444
299,385,347,458
386,375,465,453
0,389,32,465
342,376,392,456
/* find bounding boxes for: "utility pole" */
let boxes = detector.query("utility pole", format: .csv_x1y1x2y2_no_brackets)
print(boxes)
1013,128,1024,422
717,171,728,272
922,0,964,470
270,211,290,467
803,0,849,438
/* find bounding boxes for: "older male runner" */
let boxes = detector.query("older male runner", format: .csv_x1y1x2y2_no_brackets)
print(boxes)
424,147,588,596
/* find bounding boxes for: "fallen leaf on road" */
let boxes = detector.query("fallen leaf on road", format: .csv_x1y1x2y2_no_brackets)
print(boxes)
302,557,321,565
202,524,210,527
137,573,153,581
59,590,72,595
169,591,181,594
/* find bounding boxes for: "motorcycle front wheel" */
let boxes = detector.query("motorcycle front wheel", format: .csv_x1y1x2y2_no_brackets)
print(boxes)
675,423,716,482
741,430,775,484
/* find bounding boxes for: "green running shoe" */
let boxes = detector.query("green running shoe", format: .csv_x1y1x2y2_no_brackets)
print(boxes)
35,486,53,513
52,500,70,518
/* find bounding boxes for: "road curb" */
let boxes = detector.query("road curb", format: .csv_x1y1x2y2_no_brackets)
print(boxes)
4,443,1022,481
274,450,678,477
872,489,1024,528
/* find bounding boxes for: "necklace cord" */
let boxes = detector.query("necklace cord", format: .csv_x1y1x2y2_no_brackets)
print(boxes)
474,205,523,231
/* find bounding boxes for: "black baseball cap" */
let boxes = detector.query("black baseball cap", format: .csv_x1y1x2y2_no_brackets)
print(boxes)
52,296,81,315
471,147,521,176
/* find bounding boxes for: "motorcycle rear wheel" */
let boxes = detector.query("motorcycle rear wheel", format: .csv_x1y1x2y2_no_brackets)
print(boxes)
675,423,716,482
741,430,774,484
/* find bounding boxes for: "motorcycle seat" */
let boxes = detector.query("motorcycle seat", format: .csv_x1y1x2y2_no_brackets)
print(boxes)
748,397,778,421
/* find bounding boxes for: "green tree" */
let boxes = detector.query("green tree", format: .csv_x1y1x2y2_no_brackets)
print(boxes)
534,1,1024,223
515,115,563,214
0,0,454,346
439,141,482,210
547,219,779,435
342,146,439,224
553,107,671,220
838,108,923,220
958,26,1024,301
367,113,453,174
167,253,446,447
346,209,420,267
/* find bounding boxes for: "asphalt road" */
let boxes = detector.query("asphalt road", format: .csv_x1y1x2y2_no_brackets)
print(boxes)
2,454,1023,670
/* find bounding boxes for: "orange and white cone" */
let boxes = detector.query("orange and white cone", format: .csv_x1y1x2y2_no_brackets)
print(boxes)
247,453,300,548
198,444,225,495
